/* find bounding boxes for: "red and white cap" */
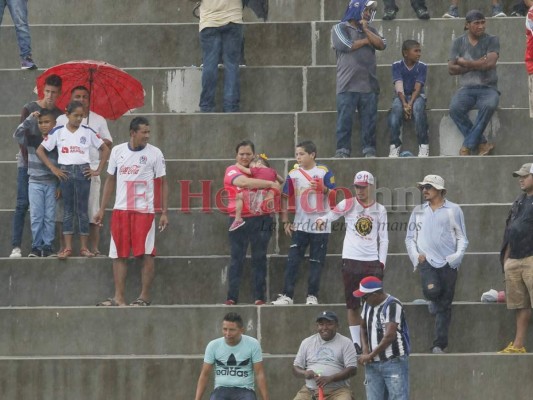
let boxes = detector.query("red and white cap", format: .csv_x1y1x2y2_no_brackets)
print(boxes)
353,171,375,186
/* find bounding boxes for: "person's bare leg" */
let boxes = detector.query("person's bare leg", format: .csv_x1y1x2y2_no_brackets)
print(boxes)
138,255,155,302
80,235,90,251
513,308,532,348
64,233,73,250
113,258,128,306
89,223,101,254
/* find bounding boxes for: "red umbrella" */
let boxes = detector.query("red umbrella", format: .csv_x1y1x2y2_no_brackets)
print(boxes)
36,60,145,120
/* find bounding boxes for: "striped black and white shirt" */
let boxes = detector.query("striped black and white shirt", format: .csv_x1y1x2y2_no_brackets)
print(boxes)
361,295,409,361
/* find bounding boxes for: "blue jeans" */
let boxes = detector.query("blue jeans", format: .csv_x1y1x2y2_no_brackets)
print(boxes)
383,0,427,11
449,86,499,150
282,231,329,298
200,22,243,112
59,164,91,236
210,387,256,400
388,96,428,147
227,215,273,303
365,355,409,400
419,261,457,350
28,182,56,250
11,166,29,247
335,91,378,156
0,0,32,58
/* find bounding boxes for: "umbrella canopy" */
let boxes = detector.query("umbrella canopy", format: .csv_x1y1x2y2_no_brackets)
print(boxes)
36,60,144,120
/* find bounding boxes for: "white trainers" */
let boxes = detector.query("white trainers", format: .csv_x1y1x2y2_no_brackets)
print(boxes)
389,145,400,158
418,144,429,157
9,247,22,258
271,294,293,305
306,295,318,305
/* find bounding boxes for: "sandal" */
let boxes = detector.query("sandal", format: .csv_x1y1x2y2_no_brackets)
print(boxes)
58,248,72,260
129,298,151,306
97,298,119,306
80,248,95,257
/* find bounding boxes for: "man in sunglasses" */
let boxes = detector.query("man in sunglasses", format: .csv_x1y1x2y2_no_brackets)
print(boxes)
405,175,468,354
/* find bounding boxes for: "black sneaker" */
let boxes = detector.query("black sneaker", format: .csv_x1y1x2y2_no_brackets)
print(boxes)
20,56,37,70
416,8,430,20
42,247,57,257
382,8,397,20
28,248,41,257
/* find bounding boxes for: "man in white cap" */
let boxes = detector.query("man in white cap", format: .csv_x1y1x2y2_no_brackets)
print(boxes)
316,171,388,354
405,174,468,353
292,311,357,400
354,276,410,400
499,163,533,353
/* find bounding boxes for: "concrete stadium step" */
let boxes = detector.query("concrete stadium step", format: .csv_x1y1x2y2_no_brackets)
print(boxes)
0,19,526,69
0,304,526,356
1,107,530,161
2,353,532,400
0,62,526,115
0,253,503,306
1,0,524,24
0,155,530,210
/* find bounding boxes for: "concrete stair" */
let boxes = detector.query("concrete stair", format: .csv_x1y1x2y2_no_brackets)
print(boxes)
1,0,532,398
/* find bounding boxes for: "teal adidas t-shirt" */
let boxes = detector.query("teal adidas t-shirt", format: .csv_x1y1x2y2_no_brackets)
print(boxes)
204,335,262,390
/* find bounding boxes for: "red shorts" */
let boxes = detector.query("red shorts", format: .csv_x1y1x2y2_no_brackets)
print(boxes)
342,259,384,309
109,210,156,259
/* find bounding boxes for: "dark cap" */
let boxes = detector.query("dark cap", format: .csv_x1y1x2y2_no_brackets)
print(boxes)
316,310,339,323
465,10,485,23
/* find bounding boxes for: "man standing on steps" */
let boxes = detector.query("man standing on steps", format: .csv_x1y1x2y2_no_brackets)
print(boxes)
0,0,37,69
316,171,388,354
94,117,168,307
447,10,500,156
56,86,113,256
331,0,386,158
9,74,63,258
194,312,270,400
197,0,244,112
405,174,468,354
498,163,533,354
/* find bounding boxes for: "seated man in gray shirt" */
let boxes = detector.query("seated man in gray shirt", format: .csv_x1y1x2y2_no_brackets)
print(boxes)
448,10,500,156
292,311,358,400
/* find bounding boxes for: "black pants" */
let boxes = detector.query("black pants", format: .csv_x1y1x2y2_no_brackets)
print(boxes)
419,261,457,350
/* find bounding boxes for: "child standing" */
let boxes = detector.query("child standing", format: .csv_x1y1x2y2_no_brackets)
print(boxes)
388,39,429,158
271,140,336,305
229,154,283,231
36,101,110,259
13,109,60,257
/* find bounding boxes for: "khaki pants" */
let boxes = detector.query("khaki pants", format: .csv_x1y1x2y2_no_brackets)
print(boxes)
293,385,353,400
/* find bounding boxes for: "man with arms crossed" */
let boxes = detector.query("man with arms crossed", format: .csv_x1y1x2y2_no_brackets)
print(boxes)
95,117,168,306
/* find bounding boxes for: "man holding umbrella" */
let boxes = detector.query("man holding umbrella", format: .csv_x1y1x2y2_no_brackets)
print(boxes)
56,86,113,256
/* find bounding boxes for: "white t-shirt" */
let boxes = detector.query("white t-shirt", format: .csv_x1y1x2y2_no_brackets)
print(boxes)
319,198,389,264
56,111,112,168
199,0,243,31
108,142,166,213
42,124,104,166
282,164,336,234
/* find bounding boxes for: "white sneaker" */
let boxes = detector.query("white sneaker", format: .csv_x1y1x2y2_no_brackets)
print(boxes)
389,144,400,158
271,294,293,305
418,144,429,157
306,295,318,305
9,247,22,258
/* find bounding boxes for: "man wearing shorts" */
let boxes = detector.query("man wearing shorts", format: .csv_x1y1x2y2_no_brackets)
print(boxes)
499,163,533,353
316,171,388,353
57,85,113,256
94,117,168,306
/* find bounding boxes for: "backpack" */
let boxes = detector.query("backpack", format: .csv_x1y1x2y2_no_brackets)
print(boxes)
381,296,411,356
